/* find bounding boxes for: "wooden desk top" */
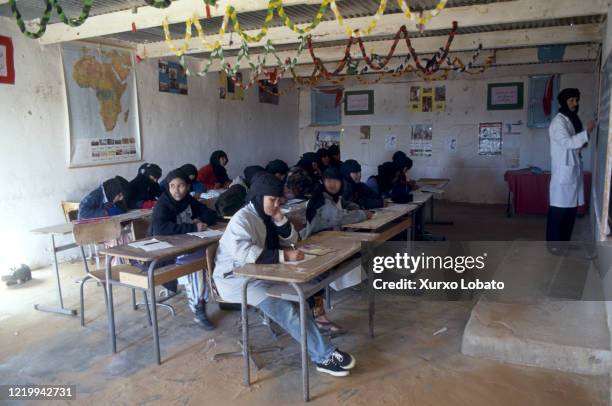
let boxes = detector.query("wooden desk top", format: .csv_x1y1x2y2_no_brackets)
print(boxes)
410,191,433,205
417,178,450,187
31,209,152,235
100,226,225,262
343,204,416,230
233,231,378,284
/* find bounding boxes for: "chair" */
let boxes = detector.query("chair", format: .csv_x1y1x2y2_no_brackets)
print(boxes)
73,219,152,327
61,201,80,222
204,243,283,369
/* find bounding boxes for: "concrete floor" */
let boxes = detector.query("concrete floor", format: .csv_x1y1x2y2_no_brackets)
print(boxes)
1,202,609,405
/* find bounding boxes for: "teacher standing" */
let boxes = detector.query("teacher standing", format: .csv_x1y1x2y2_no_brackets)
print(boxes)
546,88,595,242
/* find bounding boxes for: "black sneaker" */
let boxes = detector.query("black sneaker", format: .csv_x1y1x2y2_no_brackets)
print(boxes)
193,303,214,331
316,355,349,377
330,349,355,370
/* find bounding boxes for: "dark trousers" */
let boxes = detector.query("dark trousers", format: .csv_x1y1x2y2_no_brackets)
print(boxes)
546,206,578,241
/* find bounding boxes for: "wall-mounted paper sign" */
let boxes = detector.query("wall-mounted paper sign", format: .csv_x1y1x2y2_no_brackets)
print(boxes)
0,36,15,85
487,82,524,110
345,90,374,115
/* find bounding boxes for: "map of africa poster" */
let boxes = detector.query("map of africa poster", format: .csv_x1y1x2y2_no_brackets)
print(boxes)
61,43,141,167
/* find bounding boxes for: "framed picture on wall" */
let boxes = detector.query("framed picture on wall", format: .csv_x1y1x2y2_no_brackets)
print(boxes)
345,90,374,115
0,35,15,85
487,82,524,110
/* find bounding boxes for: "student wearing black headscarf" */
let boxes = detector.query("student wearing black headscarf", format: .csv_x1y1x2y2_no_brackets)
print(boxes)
213,173,356,376
78,176,130,220
286,152,321,199
366,162,400,198
265,159,289,182
159,163,206,195
149,169,218,329
546,88,596,245
216,165,265,217
302,167,370,239
197,150,231,190
317,148,331,173
341,159,383,210
327,144,342,169
128,163,163,209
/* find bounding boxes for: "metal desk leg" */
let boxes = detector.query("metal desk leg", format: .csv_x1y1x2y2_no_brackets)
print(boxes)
427,195,454,226
147,260,161,365
367,253,375,339
290,282,309,402
241,278,252,386
105,255,117,354
33,234,77,316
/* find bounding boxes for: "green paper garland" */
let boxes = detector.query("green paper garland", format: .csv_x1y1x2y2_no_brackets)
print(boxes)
54,0,93,27
9,0,53,39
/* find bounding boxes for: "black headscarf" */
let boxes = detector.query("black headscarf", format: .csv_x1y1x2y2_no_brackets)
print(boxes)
248,173,285,250
210,150,230,185
340,159,361,184
243,165,265,187
557,88,583,133
328,144,340,158
103,176,128,203
265,159,289,176
392,151,413,172
306,167,343,223
317,148,330,171
139,163,162,180
179,164,198,182
376,162,399,194
298,152,318,175
160,169,192,213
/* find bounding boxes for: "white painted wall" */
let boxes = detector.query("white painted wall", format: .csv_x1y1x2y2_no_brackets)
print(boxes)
0,17,299,268
298,61,597,204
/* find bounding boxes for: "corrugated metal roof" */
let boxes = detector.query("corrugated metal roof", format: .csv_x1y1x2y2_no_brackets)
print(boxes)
0,0,605,49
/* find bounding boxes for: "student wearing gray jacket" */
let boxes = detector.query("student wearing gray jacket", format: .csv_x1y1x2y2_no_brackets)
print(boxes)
213,173,357,376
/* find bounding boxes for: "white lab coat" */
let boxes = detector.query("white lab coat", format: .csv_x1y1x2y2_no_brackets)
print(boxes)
548,113,589,208
213,202,299,306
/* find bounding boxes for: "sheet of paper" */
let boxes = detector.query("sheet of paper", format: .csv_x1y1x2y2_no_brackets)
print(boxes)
298,244,336,256
129,238,174,252
187,229,224,239
419,185,443,194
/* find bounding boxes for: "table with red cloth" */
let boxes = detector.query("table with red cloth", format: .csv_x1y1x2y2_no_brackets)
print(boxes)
504,169,591,216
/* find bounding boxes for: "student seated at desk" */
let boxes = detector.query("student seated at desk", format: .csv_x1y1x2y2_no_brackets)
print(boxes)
78,176,130,220
393,151,418,191
216,166,265,217
213,173,356,376
159,163,205,195
150,169,218,330
197,150,231,190
286,152,320,199
340,159,383,210
265,159,289,183
302,168,371,239
327,144,342,169
128,163,162,209
316,148,331,173
366,162,413,203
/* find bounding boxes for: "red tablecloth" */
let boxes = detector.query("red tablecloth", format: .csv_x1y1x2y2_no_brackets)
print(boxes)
504,169,591,215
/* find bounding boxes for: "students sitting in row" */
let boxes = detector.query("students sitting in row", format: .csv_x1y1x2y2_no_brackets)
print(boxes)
341,159,384,210
301,168,371,239
150,169,218,329
286,152,320,199
216,165,265,217
265,159,289,182
327,144,342,169
213,173,356,376
78,176,130,220
129,163,162,209
198,150,231,190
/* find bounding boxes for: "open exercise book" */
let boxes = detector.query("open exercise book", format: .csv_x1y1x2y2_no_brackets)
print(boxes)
129,239,174,252
187,229,224,239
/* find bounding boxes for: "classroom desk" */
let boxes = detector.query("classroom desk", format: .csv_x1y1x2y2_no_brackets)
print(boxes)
101,230,224,364
30,209,152,317
416,178,453,225
233,231,379,401
343,204,417,242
